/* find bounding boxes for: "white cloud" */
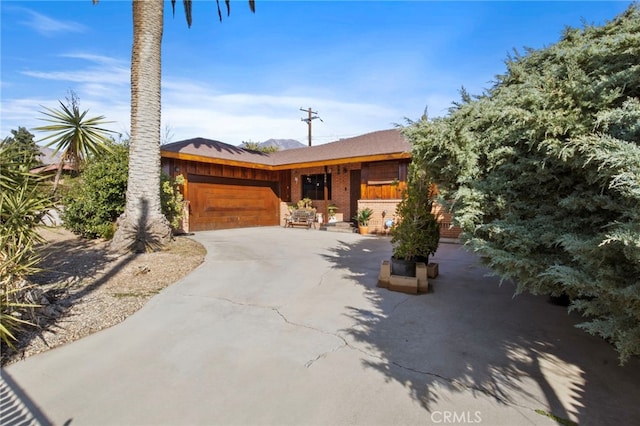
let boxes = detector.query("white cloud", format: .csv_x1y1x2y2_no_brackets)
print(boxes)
22,53,129,88
2,51,436,146
160,77,403,145
0,51,131,140
21,9,86,37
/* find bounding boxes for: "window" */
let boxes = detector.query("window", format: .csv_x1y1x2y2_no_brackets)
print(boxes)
302,174,331,200
367,161,399,184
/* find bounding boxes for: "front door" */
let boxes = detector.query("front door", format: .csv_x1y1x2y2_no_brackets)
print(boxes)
349,169,361,225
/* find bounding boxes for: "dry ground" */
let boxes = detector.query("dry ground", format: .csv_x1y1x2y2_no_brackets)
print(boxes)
1,227,206,366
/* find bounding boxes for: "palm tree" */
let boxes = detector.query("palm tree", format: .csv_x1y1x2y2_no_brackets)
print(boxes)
109,0,255,253
34,92,114,192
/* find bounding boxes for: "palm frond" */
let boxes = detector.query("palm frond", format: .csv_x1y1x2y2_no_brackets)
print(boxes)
183,0,192,27
34,100,115,169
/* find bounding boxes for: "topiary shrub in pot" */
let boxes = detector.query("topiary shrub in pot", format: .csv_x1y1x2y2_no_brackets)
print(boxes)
390,168,439,277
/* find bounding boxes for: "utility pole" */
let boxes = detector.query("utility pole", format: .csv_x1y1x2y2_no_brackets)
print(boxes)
300,107,323,147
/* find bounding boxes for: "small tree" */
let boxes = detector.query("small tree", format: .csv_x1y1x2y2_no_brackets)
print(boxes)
390,164,439,263
34,91,115,193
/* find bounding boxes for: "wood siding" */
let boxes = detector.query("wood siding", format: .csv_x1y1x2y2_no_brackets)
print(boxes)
164,158,281,183
360,159,409,200
162,158,283,231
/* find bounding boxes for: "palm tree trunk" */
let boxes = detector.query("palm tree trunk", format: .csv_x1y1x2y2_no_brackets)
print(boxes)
111,0,172,253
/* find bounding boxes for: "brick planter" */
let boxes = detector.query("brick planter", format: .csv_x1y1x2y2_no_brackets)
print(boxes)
378,260,428,294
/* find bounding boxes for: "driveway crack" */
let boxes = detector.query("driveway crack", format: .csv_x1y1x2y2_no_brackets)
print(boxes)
203,295,351,368
389,295,411,314
203,296,525,409
272,308,350,368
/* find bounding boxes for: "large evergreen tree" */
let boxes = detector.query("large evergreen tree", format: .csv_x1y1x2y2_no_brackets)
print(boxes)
404,5,640,363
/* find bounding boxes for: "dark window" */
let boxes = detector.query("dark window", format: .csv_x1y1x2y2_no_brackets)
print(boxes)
302,174,331,200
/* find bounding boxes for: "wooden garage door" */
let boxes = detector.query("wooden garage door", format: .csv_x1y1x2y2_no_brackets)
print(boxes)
189,176,279,231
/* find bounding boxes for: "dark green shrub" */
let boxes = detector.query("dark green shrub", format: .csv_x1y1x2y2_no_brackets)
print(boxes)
62,141,185,239
161,173,185,231
62,142,128,239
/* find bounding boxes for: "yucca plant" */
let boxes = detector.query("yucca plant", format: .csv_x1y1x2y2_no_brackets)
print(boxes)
0,246,40,349
34,91,115,193
0,142,52,348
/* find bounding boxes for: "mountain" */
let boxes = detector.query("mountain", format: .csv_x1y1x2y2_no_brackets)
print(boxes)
240,139,305,151
38,146,60,165
260,139,305,150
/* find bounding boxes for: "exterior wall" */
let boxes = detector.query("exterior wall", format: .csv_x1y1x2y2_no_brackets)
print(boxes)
279,202,290,227
432,204,462,240
357,199,401,235
162,156,461,239
357,199,462,239
360,159,409,200
161,158,284,230
162,158,281,190
290,164,357,223
162,158,283,201
288,161,410,224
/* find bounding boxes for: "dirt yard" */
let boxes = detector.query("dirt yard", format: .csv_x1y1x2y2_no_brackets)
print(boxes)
1,227,206,366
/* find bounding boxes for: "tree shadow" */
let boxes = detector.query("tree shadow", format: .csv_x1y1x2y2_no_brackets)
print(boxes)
322,237,640,425
29,236,115,287
162,137,271,160
0,200,156,364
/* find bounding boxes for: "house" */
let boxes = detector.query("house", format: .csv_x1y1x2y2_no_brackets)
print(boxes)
160,128,460,238
30,146,74,175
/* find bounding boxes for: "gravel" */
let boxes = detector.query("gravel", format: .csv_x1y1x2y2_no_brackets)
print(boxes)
1,227,205,366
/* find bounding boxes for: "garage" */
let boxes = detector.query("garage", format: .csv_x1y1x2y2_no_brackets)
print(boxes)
188,175,280,232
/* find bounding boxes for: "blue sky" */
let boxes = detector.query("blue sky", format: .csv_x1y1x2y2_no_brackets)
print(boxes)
1,1,633,146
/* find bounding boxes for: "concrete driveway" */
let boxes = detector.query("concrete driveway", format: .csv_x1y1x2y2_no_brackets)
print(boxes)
2,227,640,425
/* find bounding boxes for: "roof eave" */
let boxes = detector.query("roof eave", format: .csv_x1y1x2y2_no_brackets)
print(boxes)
161,150,412,171
161,150,276,171
273,152,412,170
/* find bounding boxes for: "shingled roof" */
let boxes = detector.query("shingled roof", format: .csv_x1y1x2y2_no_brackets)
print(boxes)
161,137,273,165
161,129,411,168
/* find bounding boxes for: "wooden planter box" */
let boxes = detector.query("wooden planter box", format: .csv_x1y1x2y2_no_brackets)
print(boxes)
427,263,439,278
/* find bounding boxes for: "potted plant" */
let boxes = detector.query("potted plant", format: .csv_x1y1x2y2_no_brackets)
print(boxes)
297,197,313,209
355,207,374,235
390,169,439,277
328,204,339,222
